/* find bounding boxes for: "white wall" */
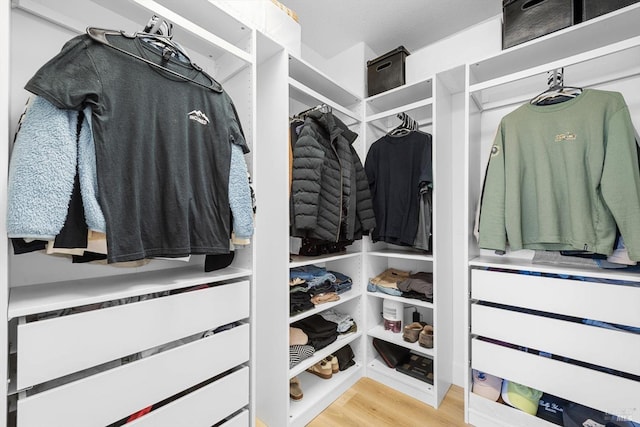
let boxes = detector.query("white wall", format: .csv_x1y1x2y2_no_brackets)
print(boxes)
300,41,374,98
406,15,502,84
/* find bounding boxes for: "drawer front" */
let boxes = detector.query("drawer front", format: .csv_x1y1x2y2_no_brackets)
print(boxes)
17,324,249,427
472,303,640,376
471,269,640,327
17,281,249,390
468,392,553,427
221,410,249,427
127,367,249,427
472,338,640,421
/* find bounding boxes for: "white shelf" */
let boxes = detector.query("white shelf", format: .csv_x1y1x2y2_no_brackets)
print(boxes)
366,357,435,404
469,255,640,284
469,2,640,87
289,289,361,324
288,55,361,109
289,364,362,427
365,77,433,113
8,266,251,319
289,251,362,268
366,291,433,310
14,0,253,63
367,248,433,262
289,78,360,123
367,324,435,357
289,331,361,378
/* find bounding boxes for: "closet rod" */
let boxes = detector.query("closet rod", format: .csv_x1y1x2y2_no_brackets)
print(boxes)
288,78,360,122
475,67,640,113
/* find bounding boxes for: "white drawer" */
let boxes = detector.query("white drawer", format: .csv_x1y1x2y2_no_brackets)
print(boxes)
468,392,554,427
471,269,640,327
221,410,249,427
127,367,249,427
16,323,250,427
472,303,640,376
471,338,640,422
17,281,249,390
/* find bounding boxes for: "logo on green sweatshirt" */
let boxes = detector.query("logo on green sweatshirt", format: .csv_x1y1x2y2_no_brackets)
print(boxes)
555,132,577,142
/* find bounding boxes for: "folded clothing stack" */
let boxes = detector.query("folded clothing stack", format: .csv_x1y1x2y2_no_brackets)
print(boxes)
292,314,338,351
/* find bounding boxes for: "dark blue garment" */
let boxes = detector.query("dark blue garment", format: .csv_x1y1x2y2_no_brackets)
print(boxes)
290,264,327,281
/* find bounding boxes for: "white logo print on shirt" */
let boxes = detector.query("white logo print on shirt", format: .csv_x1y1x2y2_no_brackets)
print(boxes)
188,110,210,125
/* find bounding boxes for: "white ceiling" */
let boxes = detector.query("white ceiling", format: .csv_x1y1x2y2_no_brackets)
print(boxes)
278,0,502,59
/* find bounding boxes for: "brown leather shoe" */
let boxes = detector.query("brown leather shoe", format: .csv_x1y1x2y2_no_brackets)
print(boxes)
403,322,424,343
419,325,434,348
306,360,333,379
290,376,303,400
325,355,339,373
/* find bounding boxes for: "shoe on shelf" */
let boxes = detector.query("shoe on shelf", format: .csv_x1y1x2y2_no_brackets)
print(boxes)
290,376,303,400
306,360,333,379
419,324,434,348
325,355,339,373
402,322,424,343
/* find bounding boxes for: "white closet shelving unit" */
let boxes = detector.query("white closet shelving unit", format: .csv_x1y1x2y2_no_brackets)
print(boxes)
286,55,364,427
463,4,640,426
362,71,456,408
255,47,365,427
5,0,257,425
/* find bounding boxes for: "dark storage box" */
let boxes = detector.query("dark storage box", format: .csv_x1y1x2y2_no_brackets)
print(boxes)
367,46,410,97
502,0,576,49
582,0,639,21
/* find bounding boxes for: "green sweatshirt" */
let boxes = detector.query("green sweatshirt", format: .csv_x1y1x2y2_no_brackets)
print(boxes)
478,89,640,260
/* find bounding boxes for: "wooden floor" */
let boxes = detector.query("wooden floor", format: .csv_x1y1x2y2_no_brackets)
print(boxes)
306,378,471,427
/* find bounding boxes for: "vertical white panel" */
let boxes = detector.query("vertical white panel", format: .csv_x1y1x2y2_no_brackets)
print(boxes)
254,33,290,427
1,0,11,421
434,71,456,406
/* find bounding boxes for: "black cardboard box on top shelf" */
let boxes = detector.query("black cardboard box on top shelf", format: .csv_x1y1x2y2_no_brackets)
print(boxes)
581,0,639,21
366,46,410,97
502,0,577,49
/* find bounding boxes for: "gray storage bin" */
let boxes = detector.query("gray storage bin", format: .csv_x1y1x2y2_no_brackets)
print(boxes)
366,46,410,97
582,0,639,21
502,0,576,49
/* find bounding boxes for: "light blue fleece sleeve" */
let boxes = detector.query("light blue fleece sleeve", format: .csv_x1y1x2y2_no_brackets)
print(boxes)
229,143,254,240
7,96,77,239
77,105,106,233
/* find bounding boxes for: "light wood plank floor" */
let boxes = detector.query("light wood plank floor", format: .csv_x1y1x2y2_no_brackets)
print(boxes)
306,378,471,427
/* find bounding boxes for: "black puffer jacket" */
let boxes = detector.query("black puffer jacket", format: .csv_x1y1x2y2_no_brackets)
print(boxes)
291,111,376,242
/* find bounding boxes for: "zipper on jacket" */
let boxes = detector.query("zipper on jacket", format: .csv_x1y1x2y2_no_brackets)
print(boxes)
332,142,343,242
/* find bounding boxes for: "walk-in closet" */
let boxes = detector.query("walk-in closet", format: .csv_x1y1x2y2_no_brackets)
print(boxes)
2,0,639,426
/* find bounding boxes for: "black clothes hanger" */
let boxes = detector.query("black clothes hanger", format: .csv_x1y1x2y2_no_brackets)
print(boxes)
85,27,222,92
389,112,418,136
294,103,332,120
530,68,582,105
138,15,191,65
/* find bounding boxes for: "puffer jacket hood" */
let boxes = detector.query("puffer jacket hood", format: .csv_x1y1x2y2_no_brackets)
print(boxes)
291,110,375,242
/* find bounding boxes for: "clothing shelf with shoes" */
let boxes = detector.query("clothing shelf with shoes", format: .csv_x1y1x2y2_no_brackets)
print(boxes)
361,73,455,409
262,55,368,427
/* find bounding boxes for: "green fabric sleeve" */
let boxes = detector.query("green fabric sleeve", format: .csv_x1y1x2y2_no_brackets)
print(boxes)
478,123,508,252
600,104,640,261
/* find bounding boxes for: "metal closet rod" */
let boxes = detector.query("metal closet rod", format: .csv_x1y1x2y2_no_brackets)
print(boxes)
471,67,640,113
